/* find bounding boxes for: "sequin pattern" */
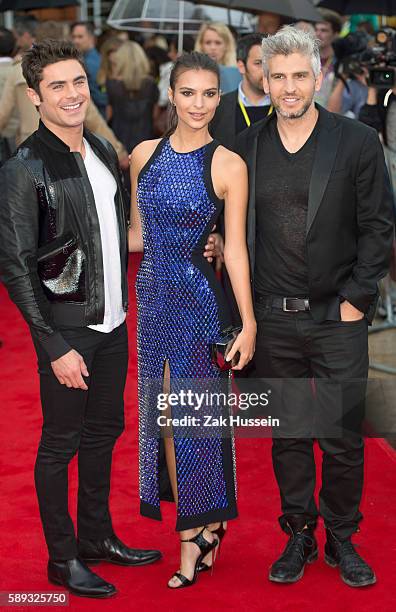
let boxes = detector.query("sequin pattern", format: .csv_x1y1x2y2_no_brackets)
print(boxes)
136,139,237,527
41,249,85,296
38,239,86,302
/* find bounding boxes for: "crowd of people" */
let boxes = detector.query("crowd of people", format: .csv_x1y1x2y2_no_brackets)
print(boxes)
0,9,396,201
0,10,395,182
0,9,396,187
0,7,395,602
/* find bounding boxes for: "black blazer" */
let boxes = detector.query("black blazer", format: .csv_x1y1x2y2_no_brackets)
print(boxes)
210,90,239,151
210,89,271,151
236,105,395,323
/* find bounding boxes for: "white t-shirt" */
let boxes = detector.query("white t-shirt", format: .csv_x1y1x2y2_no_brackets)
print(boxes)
83,138,126,333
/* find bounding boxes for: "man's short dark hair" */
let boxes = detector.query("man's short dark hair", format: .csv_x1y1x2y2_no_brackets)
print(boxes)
0,28,15,57
317,9,343,34
237,33,264,64
14,15,39,38
71,21,95,37
22,39,85,96
168,34,195,54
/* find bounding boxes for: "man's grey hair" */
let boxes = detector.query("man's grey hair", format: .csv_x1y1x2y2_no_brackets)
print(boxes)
262,25,321,78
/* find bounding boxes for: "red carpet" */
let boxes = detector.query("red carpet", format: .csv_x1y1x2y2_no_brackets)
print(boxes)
1,254,395,611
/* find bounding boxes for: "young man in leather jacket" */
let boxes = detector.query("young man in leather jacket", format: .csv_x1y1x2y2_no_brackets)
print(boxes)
0,40,161,598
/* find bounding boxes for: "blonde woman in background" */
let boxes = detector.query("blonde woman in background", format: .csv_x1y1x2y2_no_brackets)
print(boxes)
195,22,241,93
106,40,159,186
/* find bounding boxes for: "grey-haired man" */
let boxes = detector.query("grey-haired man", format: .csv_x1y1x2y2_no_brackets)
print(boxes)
206,26,393,587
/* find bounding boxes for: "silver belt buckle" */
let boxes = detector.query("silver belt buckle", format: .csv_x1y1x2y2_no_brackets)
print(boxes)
283,297,299,312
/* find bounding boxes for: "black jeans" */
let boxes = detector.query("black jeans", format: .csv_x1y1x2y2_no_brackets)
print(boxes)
254,304,368,540
33,322,128,560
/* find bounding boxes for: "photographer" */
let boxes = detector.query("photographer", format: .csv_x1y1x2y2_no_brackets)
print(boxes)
355,28,396,199
327,31,370,117
327,66,368,117
359,76,396,199
359,81,396,150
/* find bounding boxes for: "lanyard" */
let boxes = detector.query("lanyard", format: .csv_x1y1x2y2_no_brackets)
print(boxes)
238,96,273,127
321,55,334,79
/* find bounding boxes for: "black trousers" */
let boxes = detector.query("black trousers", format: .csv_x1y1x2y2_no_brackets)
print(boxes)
254,304,368,540
33,322,128,560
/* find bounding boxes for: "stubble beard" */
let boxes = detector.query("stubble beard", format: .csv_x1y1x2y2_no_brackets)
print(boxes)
274,97,313,120
272,88,315,120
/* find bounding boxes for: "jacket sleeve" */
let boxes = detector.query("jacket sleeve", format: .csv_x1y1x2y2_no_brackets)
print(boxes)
234,128,249,162
0,158,71,360
358,103,384,133
339,128,395,313
209,103,221,136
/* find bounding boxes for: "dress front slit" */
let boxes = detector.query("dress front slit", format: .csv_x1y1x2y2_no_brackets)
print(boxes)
136,138,238,530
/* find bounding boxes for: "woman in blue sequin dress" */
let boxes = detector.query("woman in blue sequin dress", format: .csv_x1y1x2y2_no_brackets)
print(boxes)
128,52,256,588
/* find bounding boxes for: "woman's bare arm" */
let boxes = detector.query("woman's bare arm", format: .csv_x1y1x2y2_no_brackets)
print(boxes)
212,147,256,369
128,139,161,252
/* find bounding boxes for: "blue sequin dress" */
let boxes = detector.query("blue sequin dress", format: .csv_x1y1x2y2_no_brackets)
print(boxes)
136,138,238,530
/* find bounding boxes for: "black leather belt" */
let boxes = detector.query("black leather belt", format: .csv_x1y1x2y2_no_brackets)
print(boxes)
255,294,310,312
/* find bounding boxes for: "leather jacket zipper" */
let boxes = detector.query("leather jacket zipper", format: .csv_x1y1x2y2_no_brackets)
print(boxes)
37,237,76,262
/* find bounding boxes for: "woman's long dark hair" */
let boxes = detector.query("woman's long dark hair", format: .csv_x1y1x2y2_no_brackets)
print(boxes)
165,51,220,137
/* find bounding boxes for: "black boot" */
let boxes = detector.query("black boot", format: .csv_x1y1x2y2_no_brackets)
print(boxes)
324,529,376,587
47,558,116,598
269,519,318,583
78,534,162,566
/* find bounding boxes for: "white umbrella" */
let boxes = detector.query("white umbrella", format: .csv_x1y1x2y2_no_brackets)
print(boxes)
108,0,254,54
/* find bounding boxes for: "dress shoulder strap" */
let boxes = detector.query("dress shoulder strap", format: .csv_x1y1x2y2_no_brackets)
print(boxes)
137,138,167,183
206,138,221,157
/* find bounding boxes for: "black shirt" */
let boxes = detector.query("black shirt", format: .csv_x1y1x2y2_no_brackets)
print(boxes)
254,115,319,297
235,102,271,135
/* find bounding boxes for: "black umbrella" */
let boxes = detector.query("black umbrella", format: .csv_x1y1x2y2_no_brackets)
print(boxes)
0,0,79,10
184,0,322,21
317,0,396,15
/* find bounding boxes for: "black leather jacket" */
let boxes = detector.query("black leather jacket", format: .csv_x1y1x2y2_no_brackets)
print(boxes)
0,121,129,361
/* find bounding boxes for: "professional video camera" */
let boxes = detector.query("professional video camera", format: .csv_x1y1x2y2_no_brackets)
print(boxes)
332,30,369,80
367,29,396,88
333,28,396,88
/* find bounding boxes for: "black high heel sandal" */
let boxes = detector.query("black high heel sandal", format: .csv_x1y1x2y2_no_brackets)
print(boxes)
198,522,227,573
168,527,218,589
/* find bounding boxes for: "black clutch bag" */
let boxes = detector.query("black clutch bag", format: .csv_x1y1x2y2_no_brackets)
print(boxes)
211,326,242,371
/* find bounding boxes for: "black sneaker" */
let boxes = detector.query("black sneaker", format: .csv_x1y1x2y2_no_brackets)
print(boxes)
324,529,376,587
269,522,318,583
